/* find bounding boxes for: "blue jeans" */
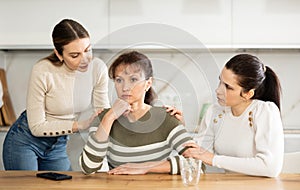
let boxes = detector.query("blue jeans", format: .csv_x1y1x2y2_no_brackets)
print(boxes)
2,111,71,171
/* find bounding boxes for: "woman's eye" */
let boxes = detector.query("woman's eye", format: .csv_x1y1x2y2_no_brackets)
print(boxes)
70,54,79,58
225,84,233,90
115,78,122,83
131,78,138,82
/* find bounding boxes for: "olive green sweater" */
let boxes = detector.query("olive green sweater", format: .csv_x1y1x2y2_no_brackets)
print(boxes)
80,107,193,175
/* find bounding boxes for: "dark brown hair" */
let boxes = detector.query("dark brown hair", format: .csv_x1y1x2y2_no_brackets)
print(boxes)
44,19,90,66
225,54,281,110
109,51,157,105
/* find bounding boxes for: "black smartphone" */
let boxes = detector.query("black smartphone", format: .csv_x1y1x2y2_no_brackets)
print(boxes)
36,172,72,181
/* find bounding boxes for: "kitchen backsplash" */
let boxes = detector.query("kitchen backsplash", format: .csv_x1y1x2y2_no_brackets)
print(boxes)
1,49,300,131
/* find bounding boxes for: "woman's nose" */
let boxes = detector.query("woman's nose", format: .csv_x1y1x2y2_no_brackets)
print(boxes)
82,52,92,62
81,55,89,63
122,82,131,91
215,83,223,95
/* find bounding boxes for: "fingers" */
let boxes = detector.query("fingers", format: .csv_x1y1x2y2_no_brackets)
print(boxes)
163,105,173,112
95,108,104,115
91,110,101,120
184,142,199,148
173,114,184,123
164,105,179,114
111,98,131,119
182,142,200,157
182,143,211,161
108,167,120,175
163,105,183,118
122,108,132,117
170,109,181,116
107,165,139,175
182,146,201,158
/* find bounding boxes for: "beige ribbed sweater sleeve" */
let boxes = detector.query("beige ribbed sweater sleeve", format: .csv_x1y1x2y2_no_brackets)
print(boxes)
91,58,110,109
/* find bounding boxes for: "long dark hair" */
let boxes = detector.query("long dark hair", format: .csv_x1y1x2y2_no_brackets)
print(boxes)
225,54,281,110
44,19,90,66
109,51,157,105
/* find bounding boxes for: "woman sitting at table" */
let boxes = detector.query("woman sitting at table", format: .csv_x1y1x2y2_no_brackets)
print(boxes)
181,54,284,177
79,51,193,175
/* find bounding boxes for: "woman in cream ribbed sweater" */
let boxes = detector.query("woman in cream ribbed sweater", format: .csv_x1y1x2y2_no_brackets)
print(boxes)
3,19,110,171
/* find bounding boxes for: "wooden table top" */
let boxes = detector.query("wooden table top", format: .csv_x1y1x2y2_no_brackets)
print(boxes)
0,171,299,190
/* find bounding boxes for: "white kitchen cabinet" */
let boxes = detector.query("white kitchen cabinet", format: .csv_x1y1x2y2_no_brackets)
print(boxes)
232,0,300,48
108,0,232,48
1,0,300,49
0,0,109,46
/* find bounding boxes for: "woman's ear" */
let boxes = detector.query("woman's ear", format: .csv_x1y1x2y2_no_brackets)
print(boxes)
145,77,153,91
244,89,255,100
54,49,63,62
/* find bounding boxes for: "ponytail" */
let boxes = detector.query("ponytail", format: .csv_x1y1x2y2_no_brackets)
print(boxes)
254,66,282,110
144,87,157,106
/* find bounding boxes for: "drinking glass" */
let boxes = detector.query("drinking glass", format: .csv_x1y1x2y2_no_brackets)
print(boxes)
179,157,201,186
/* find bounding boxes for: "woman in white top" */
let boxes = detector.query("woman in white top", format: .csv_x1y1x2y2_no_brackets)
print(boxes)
182,54,284,177
3,19,110,171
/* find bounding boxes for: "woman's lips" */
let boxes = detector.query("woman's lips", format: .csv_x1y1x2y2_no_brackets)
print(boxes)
79,64,88,70
121,95,131,99
217,97,225,103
